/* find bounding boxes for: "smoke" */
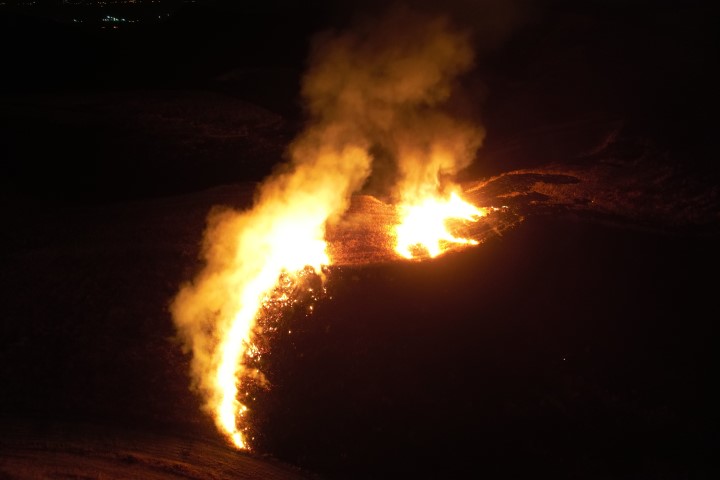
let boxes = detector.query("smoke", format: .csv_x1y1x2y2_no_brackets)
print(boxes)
171,6,484,447
302,6,483,202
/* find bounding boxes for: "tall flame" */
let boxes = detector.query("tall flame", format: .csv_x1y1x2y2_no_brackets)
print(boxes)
209,203,330,449
172,145,371,449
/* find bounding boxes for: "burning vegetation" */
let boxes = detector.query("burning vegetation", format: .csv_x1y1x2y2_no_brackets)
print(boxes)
171,8,499,449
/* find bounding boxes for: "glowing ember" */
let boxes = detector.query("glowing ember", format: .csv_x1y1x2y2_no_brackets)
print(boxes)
395,191,487,259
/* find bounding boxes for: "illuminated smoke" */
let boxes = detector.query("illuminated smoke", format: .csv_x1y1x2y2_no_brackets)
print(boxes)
304,7,483,200
305,7,486,257
172,7,483,449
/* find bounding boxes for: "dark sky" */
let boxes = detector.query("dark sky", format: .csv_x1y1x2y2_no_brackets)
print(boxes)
0,0,716,200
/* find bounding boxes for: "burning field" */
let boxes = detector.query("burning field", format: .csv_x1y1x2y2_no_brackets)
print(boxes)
169,9,500,449
2,155,717,477
1,1,718,479
167,7,719,456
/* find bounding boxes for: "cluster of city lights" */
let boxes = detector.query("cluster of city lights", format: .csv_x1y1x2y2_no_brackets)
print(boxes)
102,15,135,23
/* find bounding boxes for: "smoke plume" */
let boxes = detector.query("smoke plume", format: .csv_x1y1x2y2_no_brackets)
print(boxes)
303,6,483,202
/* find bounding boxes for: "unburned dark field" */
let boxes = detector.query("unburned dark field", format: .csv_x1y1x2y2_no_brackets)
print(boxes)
0,1,717,478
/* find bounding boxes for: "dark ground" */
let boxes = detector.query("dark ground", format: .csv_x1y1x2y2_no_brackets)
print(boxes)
1,1,718,478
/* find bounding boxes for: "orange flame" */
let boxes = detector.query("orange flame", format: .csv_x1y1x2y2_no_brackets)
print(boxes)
212,234,328,449
172,146,371,450
394,191,487,259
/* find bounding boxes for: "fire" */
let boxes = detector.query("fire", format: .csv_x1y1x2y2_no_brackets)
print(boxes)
172,8,486,451
395,191,487,259
212,225,329,449
171,146,371,450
